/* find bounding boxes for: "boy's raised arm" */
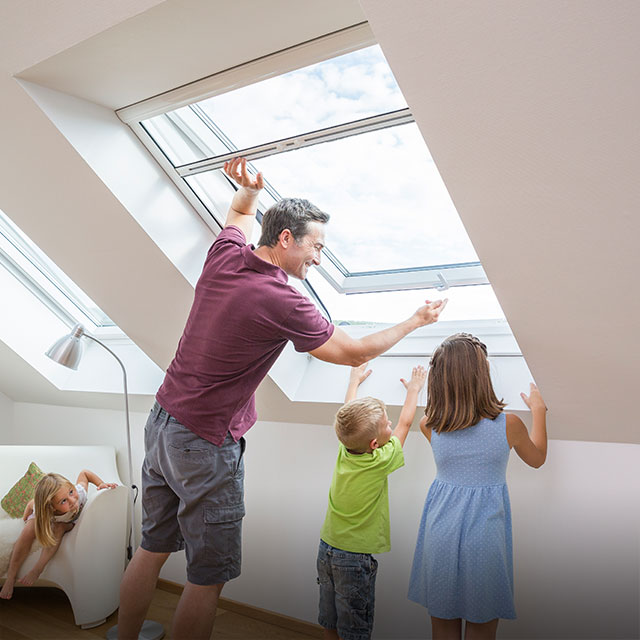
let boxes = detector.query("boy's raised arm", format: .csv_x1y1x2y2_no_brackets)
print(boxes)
344,363,372,403
393,366,427,446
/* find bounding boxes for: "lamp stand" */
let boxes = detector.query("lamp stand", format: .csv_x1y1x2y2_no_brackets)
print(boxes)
46,325,164,640
84,336,164,640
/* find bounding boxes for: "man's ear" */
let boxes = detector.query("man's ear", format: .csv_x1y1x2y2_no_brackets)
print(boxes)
278,228,293,248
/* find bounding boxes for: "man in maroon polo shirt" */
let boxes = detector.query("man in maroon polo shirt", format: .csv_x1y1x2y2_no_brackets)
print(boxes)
117,158,447,640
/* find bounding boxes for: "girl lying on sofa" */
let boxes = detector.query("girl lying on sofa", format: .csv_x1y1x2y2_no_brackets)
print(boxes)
0,469,117,599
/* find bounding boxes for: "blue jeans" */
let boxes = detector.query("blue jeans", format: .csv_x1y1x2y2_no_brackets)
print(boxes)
317,540,378,640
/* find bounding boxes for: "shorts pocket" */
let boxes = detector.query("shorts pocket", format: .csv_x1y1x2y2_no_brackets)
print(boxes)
166,424,213,463
235,437,246,476
204,504,246,524
201,504,245,583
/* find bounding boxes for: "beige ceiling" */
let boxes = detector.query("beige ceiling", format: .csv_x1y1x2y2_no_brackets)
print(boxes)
362,0,640,444
0,0,638,444
14,0,366,109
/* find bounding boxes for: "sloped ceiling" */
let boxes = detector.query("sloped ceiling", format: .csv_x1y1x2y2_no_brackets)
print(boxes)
361,0,640,444
0,0,638,443
14,0,367,109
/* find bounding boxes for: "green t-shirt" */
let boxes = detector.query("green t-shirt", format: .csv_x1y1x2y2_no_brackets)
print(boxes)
320,435,405,554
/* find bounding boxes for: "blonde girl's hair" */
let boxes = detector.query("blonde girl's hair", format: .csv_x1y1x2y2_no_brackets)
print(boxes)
334,396,386,452
34,473,74,547
425,333,506,433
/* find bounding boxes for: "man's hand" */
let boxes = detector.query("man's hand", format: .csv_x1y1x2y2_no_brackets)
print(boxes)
412,299,448,327
349,363,372,387
400,365,427,393
224,157,264,194
224,157,265,237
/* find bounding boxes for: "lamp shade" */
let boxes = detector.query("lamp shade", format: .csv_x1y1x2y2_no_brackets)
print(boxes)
45,324,86,370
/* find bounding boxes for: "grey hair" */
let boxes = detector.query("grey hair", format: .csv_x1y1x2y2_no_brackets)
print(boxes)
258,198,330,248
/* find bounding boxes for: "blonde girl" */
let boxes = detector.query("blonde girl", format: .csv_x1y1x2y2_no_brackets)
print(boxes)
408,333,547,640
0,470,116,599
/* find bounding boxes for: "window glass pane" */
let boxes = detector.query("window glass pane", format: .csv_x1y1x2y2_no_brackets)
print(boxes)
306,268,505,325
142,45,407,167
195,45,406,153
252,123,479,273
143,109,231,167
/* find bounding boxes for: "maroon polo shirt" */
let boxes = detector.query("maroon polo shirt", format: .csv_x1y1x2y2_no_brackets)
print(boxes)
156,225,334,445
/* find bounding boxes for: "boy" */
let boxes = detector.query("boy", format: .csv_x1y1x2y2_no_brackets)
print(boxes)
317,363,427,640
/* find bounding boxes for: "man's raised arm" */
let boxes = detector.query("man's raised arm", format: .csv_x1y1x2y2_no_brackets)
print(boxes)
224,157,264,241
310,299,447,366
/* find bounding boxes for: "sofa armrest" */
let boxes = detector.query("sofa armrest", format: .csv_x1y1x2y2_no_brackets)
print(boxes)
66,484,128,560
38,484,129,625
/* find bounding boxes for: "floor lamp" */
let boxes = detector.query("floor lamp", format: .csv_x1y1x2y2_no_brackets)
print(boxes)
46,323,164,640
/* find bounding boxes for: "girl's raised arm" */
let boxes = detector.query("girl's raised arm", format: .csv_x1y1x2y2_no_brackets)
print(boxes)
76,469,117,491
22,498,34,521
506,383,548,468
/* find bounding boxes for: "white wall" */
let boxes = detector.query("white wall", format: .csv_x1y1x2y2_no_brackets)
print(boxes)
157,419,640,640
0,390,14,434
4,401,639,638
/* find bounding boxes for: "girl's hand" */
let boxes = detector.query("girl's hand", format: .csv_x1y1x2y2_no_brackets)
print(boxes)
401,365,427,392
97,482,118,490
22,499,34,521
521,382,547,414
350,363,372,386
223,157,264,193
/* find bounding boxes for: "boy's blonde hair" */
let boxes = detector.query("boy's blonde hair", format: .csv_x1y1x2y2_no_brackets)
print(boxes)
334,396,386,452
34,473,74,547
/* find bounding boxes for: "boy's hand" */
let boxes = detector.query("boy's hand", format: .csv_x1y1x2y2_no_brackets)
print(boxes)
401,365,427,393
350,363,372,387
520,382,547,414
97,482,118,490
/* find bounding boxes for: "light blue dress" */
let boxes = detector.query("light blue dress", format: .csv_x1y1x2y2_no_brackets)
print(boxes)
408,413,516,622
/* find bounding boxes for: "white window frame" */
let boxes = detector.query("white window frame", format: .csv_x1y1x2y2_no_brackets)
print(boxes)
119,23,488,297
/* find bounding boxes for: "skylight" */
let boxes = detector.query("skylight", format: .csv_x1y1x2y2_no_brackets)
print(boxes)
129,42,506,326
0,208,115,330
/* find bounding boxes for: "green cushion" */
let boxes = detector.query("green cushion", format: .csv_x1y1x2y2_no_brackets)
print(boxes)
1,462,45,518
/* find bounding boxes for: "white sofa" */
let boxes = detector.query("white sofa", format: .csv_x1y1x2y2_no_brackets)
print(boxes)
0,445,128,628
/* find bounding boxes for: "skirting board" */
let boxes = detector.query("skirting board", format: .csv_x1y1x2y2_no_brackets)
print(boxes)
157,578,323,638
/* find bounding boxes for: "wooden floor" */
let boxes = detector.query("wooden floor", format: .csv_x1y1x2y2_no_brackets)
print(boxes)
0,586,321,640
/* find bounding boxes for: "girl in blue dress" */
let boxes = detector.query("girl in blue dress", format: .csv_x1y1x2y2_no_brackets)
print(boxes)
408,333,547,640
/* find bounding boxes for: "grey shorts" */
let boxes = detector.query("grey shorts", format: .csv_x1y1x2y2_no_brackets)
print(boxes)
140,401,246,585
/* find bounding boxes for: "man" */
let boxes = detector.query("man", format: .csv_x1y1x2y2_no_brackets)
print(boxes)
117,158,446,640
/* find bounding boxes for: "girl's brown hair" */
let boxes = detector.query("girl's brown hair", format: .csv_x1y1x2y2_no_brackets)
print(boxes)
34,473,74,547
424,333,506,433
